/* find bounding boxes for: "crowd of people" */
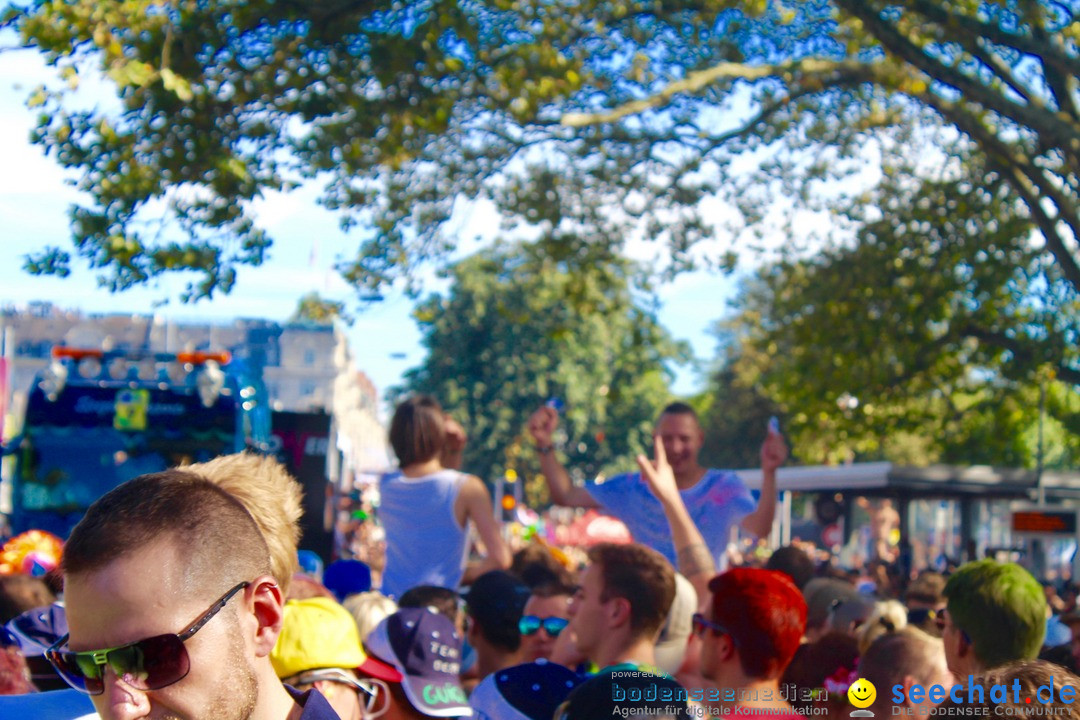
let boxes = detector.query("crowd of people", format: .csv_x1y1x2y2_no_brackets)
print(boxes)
0,395,1078,720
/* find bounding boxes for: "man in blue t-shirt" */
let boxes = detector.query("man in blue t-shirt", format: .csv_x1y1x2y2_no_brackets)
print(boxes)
528,402,787,568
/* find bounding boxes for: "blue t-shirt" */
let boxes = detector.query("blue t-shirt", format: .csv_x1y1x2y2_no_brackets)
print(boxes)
585,468,755,565
288,685,341,720
0,688,97,720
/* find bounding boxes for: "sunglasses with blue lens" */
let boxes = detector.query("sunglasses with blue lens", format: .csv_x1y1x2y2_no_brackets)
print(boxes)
518,615,569,637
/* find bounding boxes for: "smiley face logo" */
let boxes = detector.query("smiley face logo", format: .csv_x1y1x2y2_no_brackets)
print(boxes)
848,678,877,709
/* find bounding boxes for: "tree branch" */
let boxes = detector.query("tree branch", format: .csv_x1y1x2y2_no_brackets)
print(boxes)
924,94,1080,294
836,0,1080,158
960,324,1080,386
1016,0,1080,120
559,58,871,127
905,0,1080,83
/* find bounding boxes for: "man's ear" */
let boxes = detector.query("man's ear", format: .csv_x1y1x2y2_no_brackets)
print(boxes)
715,633,737,663
956,630,973,659
609,596,632,629
249,576,285,657
901,675,918,706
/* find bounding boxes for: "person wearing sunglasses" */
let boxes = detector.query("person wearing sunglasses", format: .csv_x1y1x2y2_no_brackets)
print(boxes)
693,568,806,720
460,570,530,686
272,596,398,720
49,469,340,720
519,583,573,662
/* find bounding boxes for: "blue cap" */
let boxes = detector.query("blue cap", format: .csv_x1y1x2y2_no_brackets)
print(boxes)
471,660,581,720
297,550,325,581
4,603,68,657
322,559,372,603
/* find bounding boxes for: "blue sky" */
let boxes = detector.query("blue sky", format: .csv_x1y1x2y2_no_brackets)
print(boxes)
0,43,744,404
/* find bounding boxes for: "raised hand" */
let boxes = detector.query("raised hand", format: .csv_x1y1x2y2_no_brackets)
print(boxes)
443,415,468,454
527,406,558,447
760,425,789,472
637,433,679,505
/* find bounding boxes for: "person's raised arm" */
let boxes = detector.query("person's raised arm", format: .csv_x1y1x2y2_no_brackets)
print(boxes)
460,474,512,582
527,406,599,508
739,426,788,538
638,434,714,606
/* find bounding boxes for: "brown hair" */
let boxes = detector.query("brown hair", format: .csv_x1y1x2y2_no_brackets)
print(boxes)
658,402,700,423
587,542,675,639
860,627,947,710
187,452,303,595
933,660,1080,719
62,469,272,592
0,575,56,624
389,395,446,468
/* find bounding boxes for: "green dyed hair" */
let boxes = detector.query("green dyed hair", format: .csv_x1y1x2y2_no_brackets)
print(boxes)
944,560,1047,669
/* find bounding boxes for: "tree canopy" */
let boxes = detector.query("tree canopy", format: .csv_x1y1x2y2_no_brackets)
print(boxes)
719,141,1080,466
6,1,1076,305
397,238,686,495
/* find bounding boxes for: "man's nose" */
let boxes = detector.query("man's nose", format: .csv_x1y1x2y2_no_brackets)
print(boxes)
98,670,153,720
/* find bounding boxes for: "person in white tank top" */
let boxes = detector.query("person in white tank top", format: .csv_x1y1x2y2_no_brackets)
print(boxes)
379,395,511,599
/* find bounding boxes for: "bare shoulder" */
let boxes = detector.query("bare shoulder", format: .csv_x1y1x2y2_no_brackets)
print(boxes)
460,474,491,500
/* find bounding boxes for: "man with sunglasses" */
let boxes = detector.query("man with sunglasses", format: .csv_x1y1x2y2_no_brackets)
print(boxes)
940,559,1047,677
519,583,573,663
461,570,530,684
692,568,806,719
49,469,338,720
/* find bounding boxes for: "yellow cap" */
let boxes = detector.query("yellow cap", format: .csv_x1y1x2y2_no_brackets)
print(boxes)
271,596,366,679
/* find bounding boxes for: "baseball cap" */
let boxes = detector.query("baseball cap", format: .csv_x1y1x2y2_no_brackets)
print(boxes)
4,602,70,691
4,602,67,657
365,608,472,717
654,572,696,675
461,570,530,636
297,550,325,581
471,660,581,720
804,577,861,630
554,671,692,719
271,596,402,683
322,559,372,603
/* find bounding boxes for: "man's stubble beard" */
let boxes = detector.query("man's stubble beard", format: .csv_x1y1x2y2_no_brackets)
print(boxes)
163,626,258,720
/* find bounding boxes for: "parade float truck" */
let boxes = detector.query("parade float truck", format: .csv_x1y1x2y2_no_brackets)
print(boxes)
1,346,270,538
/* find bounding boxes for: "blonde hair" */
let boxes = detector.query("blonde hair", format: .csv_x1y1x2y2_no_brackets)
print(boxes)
186,453,303,595
343,591,398,642
857,599,908,655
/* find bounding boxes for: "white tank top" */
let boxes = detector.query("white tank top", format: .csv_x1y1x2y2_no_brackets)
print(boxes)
378,468,470,599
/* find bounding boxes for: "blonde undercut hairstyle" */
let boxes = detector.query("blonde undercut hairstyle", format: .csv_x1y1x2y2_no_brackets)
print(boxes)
187,452,303,596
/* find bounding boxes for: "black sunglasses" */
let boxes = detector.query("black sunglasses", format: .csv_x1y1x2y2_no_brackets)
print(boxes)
519,615,569,637
47,581,250,695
